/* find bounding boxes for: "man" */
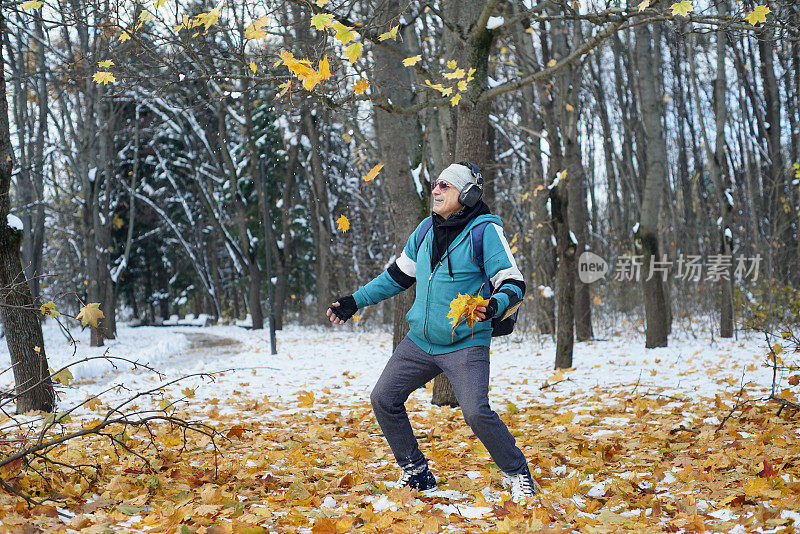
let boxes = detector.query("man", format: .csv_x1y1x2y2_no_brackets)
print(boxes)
326,162,535,500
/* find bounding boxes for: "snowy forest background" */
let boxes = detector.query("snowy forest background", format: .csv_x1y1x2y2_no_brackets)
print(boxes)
3,0,799,356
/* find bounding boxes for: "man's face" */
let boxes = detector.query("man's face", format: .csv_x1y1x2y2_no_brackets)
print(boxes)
431,179,463,218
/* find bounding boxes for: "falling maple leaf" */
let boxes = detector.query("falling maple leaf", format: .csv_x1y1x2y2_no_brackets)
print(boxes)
402,55,422,66
40,301,59,318
447,293,489,329
92,71,116,85
76,302,104,328
336,214,350,233
670,0,693,17
198,8,220,30
332,22,355,44
351,78,369,94
444,68,466,80
98,60,114,68
745,5,770,26
362,163,384,184
245,15,269,39
310,13,334,30
378,25,399,41
343,42,363,64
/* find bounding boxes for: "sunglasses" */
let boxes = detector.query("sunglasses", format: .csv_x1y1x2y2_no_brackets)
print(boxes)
432,181,453,192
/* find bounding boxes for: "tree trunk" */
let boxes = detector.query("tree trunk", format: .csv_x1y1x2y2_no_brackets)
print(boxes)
373,0,424,350
302,109,334,325
0,12,54,412
431,1,497,407
634,20,670,348
552,185,575,369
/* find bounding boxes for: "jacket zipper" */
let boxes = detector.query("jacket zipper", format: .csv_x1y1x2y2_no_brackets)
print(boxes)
422,229,476,345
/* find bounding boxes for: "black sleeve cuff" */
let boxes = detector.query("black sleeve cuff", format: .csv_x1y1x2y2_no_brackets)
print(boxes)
387,261,416,289
498,280,525,307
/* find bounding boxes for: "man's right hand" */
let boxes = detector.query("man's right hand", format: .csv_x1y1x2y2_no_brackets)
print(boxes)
327,295,358,325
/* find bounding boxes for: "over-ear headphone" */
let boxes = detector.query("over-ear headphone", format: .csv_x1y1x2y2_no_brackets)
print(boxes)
457,161,484,208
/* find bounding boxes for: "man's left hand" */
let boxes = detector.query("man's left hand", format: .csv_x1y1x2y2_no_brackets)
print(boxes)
475,298,498,321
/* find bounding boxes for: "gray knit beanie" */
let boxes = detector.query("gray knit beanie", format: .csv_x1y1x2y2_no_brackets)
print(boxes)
436,163,476,192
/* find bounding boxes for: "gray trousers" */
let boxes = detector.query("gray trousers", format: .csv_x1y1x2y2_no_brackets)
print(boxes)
370,336,528,475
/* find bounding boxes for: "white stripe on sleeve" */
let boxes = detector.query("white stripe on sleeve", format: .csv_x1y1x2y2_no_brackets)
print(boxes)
396,250,416,277
489,223,523,287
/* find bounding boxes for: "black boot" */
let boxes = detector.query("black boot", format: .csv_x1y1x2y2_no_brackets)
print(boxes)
396,463,437,491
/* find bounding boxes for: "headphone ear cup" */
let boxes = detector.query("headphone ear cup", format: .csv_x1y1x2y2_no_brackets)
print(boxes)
458,184,482,208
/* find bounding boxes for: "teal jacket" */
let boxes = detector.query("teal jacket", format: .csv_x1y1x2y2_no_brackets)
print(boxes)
352,214,524,354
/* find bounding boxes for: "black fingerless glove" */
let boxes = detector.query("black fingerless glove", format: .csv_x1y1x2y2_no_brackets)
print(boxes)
484,297,498,320
331,295,358,322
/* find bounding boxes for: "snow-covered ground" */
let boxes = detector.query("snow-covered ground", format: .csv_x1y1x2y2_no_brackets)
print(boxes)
0,319,776,416
2,319,795,532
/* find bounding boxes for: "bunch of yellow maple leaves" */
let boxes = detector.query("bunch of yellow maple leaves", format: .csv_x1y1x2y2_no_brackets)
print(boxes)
447,293,490,329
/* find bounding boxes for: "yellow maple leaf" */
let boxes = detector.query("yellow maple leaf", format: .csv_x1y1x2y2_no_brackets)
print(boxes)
40,301,59,318
315,0,329,5
336,214,350,233
245,15,269,39
745,5,770,26
92,71,116,85
637,0,650,11
670,1,693,17
425,79,445,92
446,59,457,69
402,55,422,66
98,59,114,68
444,68,466,80
84,395,103,410
276,80,291,99
378,25,399,41
343,42,363,64
21,0,43,10
138,10,154,22
119,30,131,42
546,58,557,68
311,13,334,30
250,61,258,73
450,94,461,106
154,0,167,8
301,55,331,90
458,80,468,91
198,8,220,30
362,163,384,183
351,78,369,94
297,390,315,407
76,302,104,328
333,22,355,44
